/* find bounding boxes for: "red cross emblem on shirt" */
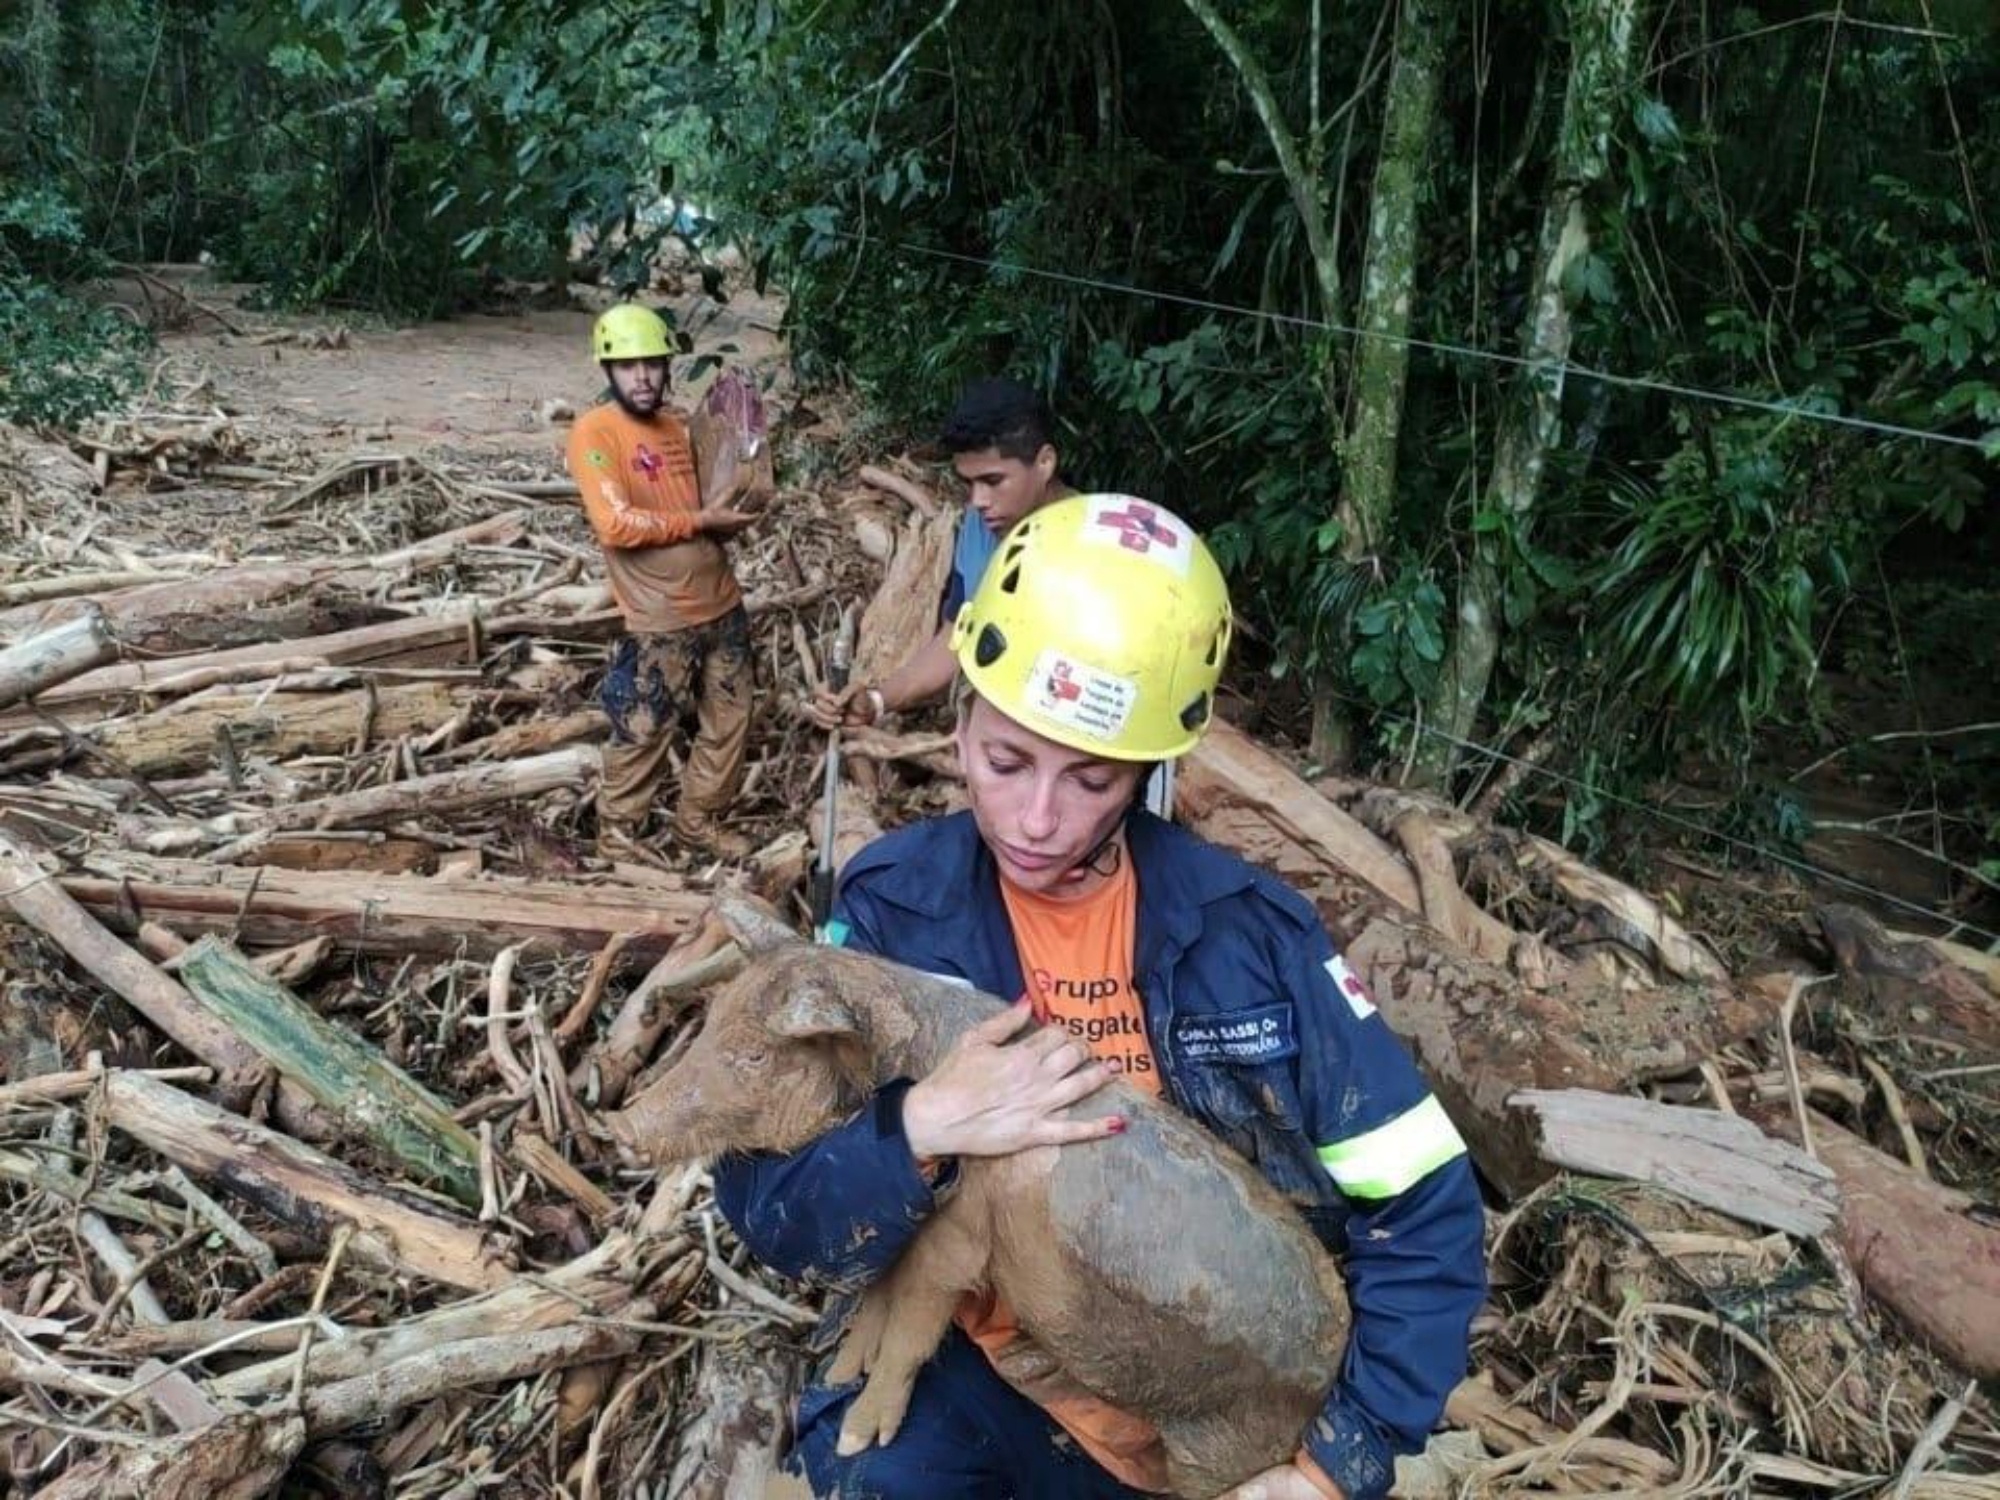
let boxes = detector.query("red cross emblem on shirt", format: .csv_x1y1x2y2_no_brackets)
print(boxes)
1095,500,1180,554
631,444,665,479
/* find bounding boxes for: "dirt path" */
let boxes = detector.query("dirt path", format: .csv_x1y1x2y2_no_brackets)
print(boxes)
151,278,789,466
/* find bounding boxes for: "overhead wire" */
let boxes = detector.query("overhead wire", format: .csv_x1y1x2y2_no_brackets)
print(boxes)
824,229,1996,453
817,230,2000,941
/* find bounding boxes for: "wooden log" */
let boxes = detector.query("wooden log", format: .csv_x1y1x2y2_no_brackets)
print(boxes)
852,502,956,690
63,854,707,960
244,836,439,876
1512,1088,1839,1237
1181,721,1423,912
0,606,117,708
26,1410,304,1500
87,681,465,775
22,606,482,714
0,514,527,642
0,568,176,607
209,1232,655,1402
0,831,265,1094
246,745,600,834
435,707,604,764
1750,1104,2000,1377
174,935,482,1205
100,1071,507,1291
302,1319,646,1436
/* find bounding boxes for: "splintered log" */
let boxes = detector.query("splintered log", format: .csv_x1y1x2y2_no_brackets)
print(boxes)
87,681,465,774
0,607,117,708
247,745,600,834
63,855,706,959
0,832,265,1094
851,488,956,690
1513,1088,1839,1237
175,936,481,1205
101,1071,506,1291
1752,1104,2000,1377
11,607,483,723
1331,911,1777,1196
1181,722,1423,912
1347,784,1727,985
27,1410,304,1500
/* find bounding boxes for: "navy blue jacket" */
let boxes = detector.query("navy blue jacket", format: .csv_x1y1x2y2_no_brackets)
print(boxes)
715,811,1486,1500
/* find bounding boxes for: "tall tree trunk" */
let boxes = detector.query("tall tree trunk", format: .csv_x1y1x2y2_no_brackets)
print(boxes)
1316,0,1456,767
1418,0,1641,784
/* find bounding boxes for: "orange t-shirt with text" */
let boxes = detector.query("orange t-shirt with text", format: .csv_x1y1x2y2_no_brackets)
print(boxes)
957,858,1171,1492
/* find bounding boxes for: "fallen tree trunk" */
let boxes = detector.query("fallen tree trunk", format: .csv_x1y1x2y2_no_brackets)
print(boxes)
1751,1103,2000,1378
1513,1088,1839,1237
0,514,528,645
174,935,482,1205
246,745,599,834
1819,903,2000,1057
82,680,466,775
0,607,117,708
101,1071,507,1291
1181,722,1422,912
65,853,707,959
0,831,265,1096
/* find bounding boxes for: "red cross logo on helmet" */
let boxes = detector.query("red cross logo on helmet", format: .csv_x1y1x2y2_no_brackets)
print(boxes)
1045,660,1084,702
1095,500,1182,555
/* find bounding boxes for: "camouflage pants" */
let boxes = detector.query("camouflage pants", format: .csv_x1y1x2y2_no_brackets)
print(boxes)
597,608,753,831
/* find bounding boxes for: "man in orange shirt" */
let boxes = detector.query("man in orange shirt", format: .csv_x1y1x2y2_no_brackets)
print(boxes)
567,305,762,860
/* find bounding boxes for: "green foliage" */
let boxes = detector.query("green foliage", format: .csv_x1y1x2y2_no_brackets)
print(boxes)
0,181,147,427
1587,427,1824,741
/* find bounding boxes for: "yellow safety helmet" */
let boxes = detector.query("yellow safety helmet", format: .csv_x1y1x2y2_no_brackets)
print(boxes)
952,495,1232,761
592,304,673,361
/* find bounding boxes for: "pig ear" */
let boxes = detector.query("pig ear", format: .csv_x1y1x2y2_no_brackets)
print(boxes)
770,980,859,1041
714,895,800,955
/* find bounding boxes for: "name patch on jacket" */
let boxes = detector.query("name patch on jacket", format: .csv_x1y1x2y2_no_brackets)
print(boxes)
1170,1005,1298,1065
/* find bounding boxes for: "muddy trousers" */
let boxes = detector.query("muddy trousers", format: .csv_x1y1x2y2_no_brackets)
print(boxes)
787,1329,1152,1499
596,609,753,832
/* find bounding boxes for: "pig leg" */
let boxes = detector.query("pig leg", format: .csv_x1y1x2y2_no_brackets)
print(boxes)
826,1286,892,1383
834,1210,989,1456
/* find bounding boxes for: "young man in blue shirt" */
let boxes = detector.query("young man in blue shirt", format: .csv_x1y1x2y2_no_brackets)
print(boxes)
807,377,1072,731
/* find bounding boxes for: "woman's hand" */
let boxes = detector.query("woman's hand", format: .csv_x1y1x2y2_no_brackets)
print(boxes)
901,999,1121,1159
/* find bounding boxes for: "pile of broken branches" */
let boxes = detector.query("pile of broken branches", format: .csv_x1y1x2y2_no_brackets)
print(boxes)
0,404,1994,1499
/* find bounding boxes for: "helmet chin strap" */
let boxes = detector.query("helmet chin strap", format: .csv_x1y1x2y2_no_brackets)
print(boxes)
1055,768,1157,884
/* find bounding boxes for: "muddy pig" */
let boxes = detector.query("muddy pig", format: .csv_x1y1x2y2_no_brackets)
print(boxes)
603,901,1350,1500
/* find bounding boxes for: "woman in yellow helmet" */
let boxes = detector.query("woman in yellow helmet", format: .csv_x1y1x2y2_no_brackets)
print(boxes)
716,497,1485,1500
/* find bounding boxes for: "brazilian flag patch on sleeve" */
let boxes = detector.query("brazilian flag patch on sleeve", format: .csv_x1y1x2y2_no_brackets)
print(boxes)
585,448,611,469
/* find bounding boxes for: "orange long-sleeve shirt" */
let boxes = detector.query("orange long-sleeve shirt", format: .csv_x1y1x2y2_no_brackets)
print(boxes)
566,402,742,632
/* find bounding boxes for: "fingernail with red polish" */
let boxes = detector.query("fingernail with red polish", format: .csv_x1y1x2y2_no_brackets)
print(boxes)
1107,1116,1127,1134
